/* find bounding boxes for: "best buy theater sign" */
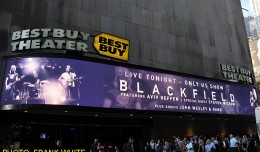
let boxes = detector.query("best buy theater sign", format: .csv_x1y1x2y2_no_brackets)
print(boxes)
11,29,130,61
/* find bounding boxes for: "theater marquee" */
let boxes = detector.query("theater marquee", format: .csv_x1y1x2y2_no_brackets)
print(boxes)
10,29,130,61
1,57,257,116
220,64,253,85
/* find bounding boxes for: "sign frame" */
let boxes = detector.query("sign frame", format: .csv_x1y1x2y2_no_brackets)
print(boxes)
0,54,257,116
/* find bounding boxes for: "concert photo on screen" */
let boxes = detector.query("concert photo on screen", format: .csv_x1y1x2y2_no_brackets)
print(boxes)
0,57,256,116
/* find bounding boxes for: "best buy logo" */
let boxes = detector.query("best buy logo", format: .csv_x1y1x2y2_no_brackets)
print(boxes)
94,33,129,61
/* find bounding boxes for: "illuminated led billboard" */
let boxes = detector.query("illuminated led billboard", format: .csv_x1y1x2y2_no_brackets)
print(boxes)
0,57,257,115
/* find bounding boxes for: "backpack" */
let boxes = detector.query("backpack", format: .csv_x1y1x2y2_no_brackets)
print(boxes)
210,147,216,152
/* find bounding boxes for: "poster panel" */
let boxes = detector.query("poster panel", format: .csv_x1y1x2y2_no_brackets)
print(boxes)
1,57,257,115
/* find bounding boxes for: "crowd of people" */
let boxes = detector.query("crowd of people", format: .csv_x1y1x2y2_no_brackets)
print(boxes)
1,133,260,151
89,134,260,152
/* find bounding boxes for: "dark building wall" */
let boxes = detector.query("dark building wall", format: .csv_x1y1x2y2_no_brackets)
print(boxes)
0,0,253,78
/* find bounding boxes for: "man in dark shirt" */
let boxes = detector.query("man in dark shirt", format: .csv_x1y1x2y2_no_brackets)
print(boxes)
249,134,257,152
90,138,98,152
125,138,134,152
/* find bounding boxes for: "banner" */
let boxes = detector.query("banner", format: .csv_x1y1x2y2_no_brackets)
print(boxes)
249,37,260,83
255,106,260,139
0,57,257,115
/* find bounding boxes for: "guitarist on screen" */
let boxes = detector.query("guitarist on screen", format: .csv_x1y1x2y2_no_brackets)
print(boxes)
5,65,23,100
58,65,81,100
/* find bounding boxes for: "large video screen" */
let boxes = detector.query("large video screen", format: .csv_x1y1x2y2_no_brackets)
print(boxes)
0,57,257,115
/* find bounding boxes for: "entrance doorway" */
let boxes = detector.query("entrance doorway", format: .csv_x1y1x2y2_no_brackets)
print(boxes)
0,111,152,149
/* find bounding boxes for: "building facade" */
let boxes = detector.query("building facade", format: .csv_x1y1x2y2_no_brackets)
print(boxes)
0,0,257,149
251,0,260,35
0,0,253,77
241,0,255,37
